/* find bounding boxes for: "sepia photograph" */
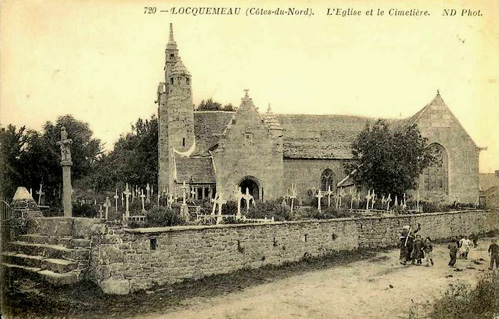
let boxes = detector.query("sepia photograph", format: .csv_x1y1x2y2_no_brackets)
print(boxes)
1,0,498,318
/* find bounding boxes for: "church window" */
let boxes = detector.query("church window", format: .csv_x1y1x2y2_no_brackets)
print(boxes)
182,138,186,147
170,53,175,59
320,169,336,192
423,143,448,194
170,77,174,85
186,77,190,85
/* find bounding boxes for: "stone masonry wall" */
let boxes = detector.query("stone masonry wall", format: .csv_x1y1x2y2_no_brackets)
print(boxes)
89,210,498,294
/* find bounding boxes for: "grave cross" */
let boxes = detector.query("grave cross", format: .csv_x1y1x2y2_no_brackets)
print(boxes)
416,189,420,212
365,190,373,210
371,190,376,210
140,189,146,213
242,188,254,213
402,193,407,209
289,183,297,213
235,186,244,218
180,181,189,205
146,183,151,204
104,197,111,220
211,193,227,224
394,195,398,207
386,193,392,211
339,188,345,209
114,189,119,213
123,183,131,219
99,205,103,219
168,192,174,209
36,184,44,206
190,187,196,200
325,186,333,208
315,189,324,212
350,188,355,210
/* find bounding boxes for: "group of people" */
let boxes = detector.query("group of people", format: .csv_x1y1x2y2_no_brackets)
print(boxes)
399,224,499,270
399,223,434,267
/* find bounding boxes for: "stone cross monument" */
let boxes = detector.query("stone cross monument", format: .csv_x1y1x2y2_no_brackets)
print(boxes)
56,127,73,217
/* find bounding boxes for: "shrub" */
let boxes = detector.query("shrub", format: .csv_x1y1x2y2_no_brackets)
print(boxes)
72,203,98,218
145,207,185,227
222,200,238,215
246,199,293,221
429,272,499,319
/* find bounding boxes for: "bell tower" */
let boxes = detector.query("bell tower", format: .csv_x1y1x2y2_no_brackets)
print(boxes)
158,24,195,192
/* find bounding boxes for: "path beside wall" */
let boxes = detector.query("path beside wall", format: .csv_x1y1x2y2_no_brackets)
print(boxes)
88,210,498,294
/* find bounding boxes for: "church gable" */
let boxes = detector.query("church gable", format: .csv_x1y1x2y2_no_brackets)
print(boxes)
211,92,284,201
410,92,477,149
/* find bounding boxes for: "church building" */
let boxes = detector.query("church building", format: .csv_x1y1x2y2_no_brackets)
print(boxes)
157,24,481,205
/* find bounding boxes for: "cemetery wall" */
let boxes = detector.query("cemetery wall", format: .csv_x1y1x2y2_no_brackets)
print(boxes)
89,210,498,294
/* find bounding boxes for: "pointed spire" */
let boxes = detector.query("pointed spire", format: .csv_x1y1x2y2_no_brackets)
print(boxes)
169,23,175,42
437,89,440,96
267,103,272,113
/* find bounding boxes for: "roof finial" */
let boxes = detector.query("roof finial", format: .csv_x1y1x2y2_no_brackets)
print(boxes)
267,103,271,112
437,89,440,96
169,23,175,42
244,89,249,98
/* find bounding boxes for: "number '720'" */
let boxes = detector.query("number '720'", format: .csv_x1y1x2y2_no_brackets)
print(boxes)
144,7,157,14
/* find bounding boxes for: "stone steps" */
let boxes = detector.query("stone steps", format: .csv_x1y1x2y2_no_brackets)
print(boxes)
1,252,78,273
7,241,89,261
2,262,79,286
18,234,91,249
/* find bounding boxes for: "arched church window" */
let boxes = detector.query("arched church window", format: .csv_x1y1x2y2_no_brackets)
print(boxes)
423,143,448,194
170,54,175,60
186,77,190,85
321,169,336,192
170,77,174,85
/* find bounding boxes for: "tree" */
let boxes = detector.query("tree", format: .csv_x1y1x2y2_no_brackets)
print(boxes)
0,125,27,199
88,115,158,191
196,99,235,111
344,119,434,198
1,115,103,205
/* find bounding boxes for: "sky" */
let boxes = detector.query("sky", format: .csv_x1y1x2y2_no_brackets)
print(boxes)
1,0,498,173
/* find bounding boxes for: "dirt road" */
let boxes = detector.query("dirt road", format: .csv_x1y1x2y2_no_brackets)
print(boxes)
139,239,494,319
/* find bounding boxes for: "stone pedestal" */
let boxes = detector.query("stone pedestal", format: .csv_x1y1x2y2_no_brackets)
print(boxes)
61,161,72,217
180,204,189,221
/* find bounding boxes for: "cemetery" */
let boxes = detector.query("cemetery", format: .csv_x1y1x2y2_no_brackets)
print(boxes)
0,127,496,294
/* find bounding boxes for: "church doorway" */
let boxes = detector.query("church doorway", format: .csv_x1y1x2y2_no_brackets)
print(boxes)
239,177,260,202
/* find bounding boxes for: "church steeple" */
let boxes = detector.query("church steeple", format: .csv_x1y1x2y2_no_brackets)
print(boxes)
165,23,179,83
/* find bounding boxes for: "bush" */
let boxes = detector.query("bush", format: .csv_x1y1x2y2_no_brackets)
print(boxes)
246,199,293,221
429,272,499,319
300,207,361,220
222,200,238,215
145,207,185,227
72,203,98,218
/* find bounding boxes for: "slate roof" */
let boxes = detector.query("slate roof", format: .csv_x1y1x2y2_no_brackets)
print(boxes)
174,156,216,184
190,111,407,160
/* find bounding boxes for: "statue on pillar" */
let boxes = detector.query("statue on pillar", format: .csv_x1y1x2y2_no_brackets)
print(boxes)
57,127,73,163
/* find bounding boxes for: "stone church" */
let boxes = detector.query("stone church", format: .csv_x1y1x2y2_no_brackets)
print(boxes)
157,24,481,205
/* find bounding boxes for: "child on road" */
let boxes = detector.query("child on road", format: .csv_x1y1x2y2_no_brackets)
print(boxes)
448,238,458,267
423,237,434,267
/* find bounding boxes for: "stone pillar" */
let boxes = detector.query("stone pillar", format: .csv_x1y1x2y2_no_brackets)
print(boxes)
62,163,73,217
57,127,73,217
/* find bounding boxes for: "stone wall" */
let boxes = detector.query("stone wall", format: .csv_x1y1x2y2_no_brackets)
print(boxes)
89,210,498,294
415,94,480,203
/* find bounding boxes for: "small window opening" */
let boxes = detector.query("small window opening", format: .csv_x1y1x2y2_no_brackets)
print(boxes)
182,138,186,147
186,77,190,85
150,238,157,251
170,54,175,59
170,77,174,85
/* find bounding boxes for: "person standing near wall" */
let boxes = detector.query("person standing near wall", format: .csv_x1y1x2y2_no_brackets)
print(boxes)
448,238,458,267
488,238,499,270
